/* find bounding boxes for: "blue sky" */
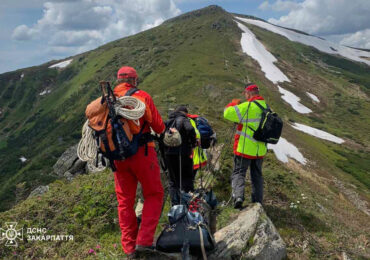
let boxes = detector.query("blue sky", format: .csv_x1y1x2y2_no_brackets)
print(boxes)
1,0,369,74
178,0,283,19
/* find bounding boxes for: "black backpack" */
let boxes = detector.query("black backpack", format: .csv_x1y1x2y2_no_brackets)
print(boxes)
156,193,216,256
250,101,283,144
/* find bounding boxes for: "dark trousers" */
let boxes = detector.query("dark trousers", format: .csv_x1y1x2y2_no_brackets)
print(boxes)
231,155,263,203
165,153,194,206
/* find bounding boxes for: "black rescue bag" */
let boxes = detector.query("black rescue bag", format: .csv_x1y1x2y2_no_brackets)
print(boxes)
156,204,215,255
251,101,283,144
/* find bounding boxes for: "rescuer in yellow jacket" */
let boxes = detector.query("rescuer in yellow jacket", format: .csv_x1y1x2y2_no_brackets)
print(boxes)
188,116,208,171
223,83,267,208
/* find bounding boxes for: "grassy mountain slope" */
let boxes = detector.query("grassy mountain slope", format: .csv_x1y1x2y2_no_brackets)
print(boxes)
0,5,369,259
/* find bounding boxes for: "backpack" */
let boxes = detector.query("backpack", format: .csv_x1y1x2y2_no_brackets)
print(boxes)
156,194,216,256
85,88,149,170
195,117,214,149
163,118,182,147
250,101,283,144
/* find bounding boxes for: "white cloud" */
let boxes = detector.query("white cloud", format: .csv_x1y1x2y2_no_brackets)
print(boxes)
259,0,300,12
12,25,38,40
11,0,181,57
340,29,370,49
268,0,370,36
265,0,370,49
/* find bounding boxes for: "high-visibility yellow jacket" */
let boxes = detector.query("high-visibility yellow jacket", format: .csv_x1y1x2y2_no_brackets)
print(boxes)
189,118,207,169
223,96,267,159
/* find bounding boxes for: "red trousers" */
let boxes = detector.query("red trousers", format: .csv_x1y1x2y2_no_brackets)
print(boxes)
114,146,164,254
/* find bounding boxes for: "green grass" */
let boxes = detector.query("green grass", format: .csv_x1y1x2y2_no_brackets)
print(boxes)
0,170,125,259
335,149,370,189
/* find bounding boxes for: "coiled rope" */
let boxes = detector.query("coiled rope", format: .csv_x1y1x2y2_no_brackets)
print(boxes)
115,96,146,121
77,96,146,162
77,120,97,162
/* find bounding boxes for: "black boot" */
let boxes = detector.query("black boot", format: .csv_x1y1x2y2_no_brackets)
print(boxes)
234,197,243,209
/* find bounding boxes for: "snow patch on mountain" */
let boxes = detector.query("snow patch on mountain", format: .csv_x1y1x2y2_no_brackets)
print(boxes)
49,59,73,69
235,17,370,66
235,19,312,114
269,137,307,165
235,20,290,84
278,86,312,113
306,92,320,102
291,123,344,144
39,89,52,96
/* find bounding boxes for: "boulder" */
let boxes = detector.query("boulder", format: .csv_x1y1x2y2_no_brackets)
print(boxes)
28,185,49,198
64,171,74,181
85,158,107,174
53,144,86,177
210,203,286,260
138,204,284,260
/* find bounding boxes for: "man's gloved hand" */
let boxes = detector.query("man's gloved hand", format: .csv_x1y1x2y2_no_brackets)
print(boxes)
225,99,241,108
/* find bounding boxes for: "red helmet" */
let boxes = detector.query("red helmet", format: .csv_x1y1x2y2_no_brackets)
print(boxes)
245,83,259,92
117,66,138,79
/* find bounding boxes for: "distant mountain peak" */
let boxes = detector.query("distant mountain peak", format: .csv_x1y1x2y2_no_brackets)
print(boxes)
164,5,228,24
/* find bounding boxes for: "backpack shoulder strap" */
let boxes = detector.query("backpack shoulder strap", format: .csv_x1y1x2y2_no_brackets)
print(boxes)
125,88,139,96
253,100,269,111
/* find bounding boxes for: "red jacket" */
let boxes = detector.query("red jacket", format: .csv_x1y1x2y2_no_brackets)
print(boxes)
113,83,165,140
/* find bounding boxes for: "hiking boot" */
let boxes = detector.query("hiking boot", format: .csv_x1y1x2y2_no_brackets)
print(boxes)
234,197,243,209
126,252,137,259
136,245,155,252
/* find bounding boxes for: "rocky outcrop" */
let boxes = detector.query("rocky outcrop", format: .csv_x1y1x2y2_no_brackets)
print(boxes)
28,185,49,198
210,203,286,260
85,159,107,174
53,144,86,177
140,204,285,260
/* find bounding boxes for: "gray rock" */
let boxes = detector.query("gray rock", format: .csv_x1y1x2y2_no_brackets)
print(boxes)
53,144,86,177
210,203,286,260
244,213,286,260
64,171,74,181
28,185,49,198
85,158,107,174
342,252,351,260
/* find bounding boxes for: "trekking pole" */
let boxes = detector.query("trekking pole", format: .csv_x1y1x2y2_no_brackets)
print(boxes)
203,126,235,190
154,135,171,216
198,146,204,191
207,126,233,174
179,146,182,206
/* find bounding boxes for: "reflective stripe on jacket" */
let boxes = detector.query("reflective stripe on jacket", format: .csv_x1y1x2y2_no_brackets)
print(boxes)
223,96,267,159
189,118,207,169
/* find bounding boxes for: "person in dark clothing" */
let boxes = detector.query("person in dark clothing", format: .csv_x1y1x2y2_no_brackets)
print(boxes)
164,106,197,206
